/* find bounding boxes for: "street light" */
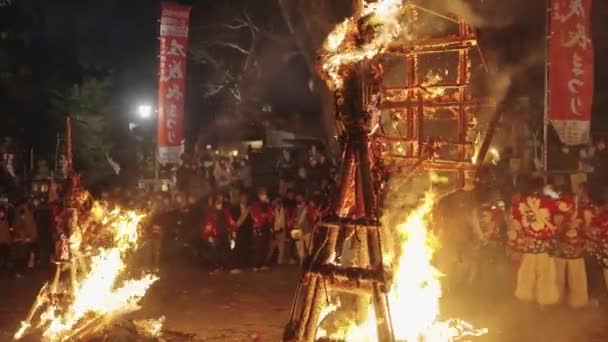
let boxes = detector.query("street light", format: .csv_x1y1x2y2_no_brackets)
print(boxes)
137,104,153,119
133,103,159,181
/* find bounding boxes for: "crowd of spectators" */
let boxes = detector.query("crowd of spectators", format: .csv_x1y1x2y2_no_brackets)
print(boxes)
158,146,339,273
0,145,339,277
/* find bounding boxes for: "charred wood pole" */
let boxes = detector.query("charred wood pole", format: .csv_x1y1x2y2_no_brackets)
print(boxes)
284,64,394,342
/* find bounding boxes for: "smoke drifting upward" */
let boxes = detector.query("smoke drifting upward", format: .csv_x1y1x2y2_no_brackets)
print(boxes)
484,49,546,108
425,0,512,29
426,0,545,29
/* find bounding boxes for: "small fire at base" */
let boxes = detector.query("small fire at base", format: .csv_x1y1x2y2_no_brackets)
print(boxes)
13,176,159,342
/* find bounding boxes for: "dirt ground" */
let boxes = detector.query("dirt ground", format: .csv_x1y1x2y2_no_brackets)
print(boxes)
1,261,607,342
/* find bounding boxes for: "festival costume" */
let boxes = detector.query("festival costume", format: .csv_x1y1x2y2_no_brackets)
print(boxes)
267,205,288,264
202,208,236,269
294,204,318,264
251,201,274,268
283,201,299,263
512,194,568,305
233,204,253,268
552,197,591,308
201,207,236,239
506,213,526,280
0,207,10,268
588,207,608,292
477,205,508,288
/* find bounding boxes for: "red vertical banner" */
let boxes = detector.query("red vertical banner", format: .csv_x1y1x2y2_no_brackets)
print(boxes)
549,0,594,146
158,2,191,164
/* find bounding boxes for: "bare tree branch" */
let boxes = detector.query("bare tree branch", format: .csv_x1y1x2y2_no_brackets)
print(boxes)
277,0,316,73
202,40,250,55
223,22,249,30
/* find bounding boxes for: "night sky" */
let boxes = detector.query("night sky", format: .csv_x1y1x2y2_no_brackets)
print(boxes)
1,0,607,151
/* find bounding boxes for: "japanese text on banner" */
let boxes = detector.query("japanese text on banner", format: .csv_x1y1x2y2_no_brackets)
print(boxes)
548,0,594,145
157,2,191,164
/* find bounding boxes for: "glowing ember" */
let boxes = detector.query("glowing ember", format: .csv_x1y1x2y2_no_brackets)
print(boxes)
317,301,378,342
489,148,501,164
421,70,448,99
134,316,165,338
429,172,450,184
14,196,157,341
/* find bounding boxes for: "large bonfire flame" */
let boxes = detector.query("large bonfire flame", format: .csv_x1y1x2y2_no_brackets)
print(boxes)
388,194,487,341
318,0,487,340
318,194,487,341
14,195,158,341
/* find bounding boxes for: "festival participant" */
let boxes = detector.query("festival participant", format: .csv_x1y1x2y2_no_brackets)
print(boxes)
276,150,297,196
477,203,508,290
293,193,318,265
506,215,526,285
202,195,236,273
283,190,299,264
552,190,592,308
511,179,569,307
237,159,253,190
506,190,525,278
213,159,232,193
250,188,273,271
233,192,253,270
144,195,167,272
267,198,288,265
14,200,38,271
0,202,11,271
587,198,608,293
433,175,482,294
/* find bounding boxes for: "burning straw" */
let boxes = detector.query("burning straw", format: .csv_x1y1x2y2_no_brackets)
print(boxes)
14,193,158,341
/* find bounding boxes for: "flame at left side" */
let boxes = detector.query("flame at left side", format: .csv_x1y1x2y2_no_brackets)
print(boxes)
14,197,158,341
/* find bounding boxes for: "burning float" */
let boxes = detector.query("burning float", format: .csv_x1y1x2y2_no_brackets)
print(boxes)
284,0,490,341
12,175,178,342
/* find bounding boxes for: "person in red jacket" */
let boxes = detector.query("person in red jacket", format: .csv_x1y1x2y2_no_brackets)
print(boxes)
250,188,273,270
202,195,236,273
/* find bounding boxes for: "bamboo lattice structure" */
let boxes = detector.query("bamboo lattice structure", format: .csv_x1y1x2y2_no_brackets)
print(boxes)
283,2,482,341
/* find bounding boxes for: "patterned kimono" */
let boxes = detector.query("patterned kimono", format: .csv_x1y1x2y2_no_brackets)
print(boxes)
511,194,570,305
552,197,592,308
588,207,608,292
